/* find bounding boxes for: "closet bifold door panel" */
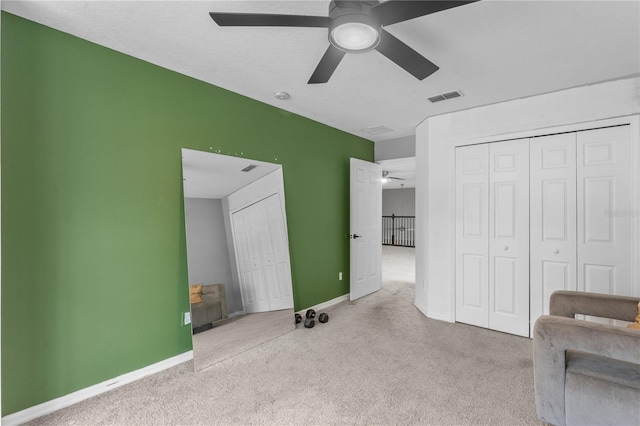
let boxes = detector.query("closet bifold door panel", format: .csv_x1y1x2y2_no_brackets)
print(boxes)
488,140,530,337
577,126,633,324
232,194,294,314
455,123,635,336
232,202,270,313
262,193,294,311
529,133,577,335
455,144,490,328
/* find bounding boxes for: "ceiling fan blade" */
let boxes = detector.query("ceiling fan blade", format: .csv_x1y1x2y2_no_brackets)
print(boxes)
209,12,330,27
308,45,346,84
374,1,479,27
389,176,406,181
375,29,439,80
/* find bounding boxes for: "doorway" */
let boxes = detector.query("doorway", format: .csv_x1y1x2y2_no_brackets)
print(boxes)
382,245,415,285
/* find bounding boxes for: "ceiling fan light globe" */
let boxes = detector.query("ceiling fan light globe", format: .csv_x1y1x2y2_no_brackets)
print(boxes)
329,22,380,53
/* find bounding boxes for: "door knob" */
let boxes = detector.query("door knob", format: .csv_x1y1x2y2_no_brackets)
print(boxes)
350,234,361,239
503,245,509,251
553,249,559,254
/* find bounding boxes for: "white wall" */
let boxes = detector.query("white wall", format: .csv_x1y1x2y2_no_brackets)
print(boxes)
415,77,640,322
382,188,416,216
184,198,242,312
375,135,415,161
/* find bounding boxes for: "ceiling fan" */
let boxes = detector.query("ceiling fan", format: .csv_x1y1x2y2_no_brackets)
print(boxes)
209,1,478,84
382,170,405,182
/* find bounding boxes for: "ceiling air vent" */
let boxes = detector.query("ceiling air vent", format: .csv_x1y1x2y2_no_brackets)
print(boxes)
241,165,258,172
428,90,463,103
361,125,393,135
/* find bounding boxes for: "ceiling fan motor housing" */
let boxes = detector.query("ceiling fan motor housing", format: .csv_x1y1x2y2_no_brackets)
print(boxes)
328,0,382,53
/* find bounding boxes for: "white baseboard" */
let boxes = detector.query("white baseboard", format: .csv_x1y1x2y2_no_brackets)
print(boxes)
414,300,455,323
414,300,429,318
228,310,245,318
296,293,350,315
2,351,193,426
426,310,455,323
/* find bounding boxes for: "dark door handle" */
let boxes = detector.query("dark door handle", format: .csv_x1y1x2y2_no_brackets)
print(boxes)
350,234,361,239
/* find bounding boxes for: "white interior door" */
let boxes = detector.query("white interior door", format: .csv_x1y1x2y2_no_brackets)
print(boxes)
455,144,489,328
488,140,530,337
350,158,382,301
577,126,633,323
530,133,577,335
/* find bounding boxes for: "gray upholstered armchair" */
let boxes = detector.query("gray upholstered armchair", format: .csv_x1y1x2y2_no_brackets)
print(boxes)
533,291,640,426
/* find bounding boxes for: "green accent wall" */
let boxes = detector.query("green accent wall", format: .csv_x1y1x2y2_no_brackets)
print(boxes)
1,12,373,415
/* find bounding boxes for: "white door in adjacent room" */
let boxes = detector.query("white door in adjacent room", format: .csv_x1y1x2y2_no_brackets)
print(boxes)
350,158,382,301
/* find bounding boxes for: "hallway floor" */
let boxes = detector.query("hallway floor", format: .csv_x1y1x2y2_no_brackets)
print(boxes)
382,245,415,284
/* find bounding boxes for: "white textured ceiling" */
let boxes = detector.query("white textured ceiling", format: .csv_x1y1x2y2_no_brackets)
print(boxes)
182,148,280,199
3,1,640,143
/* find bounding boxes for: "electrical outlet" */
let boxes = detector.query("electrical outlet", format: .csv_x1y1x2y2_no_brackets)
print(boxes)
183,312,191,325
339,272,343,280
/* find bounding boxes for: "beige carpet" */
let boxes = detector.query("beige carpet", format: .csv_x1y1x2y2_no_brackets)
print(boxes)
27,247,539,425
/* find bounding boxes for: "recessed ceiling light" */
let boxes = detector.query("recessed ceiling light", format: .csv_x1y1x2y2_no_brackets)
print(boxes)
274,92,290,100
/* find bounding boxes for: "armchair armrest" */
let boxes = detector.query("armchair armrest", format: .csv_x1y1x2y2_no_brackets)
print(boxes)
533,316,640,426
550,290,639,322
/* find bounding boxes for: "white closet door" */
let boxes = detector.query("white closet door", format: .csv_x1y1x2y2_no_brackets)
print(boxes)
233,194,294,313
529,133,577,334
233,205,270,313
455,144,489,328
577,126,633,322
263,193,294,311
488,140,530,337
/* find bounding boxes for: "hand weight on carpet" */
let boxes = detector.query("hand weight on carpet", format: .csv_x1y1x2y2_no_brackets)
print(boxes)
298,309,326,328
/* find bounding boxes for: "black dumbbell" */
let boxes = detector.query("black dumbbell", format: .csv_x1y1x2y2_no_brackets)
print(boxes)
304,318,315,328
318,312,329,323
305,309,316,319
295,313,302,324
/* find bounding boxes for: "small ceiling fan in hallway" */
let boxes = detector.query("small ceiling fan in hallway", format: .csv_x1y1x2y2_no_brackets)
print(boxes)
209,0,478,84
382,170,405,183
